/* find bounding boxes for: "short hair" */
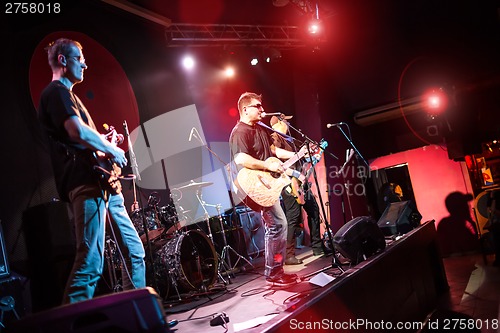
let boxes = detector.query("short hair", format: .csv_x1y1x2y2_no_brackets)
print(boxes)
237,92,262,115
45,38,82,69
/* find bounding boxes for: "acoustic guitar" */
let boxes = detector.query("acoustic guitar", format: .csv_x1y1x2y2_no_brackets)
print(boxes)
236,143,320,207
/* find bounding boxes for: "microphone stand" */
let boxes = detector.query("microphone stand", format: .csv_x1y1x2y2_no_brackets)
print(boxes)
334,123,369,169
123,121,161,296
189,128,254,272
278,116,344,275
331,123,371,222
334,149,356,222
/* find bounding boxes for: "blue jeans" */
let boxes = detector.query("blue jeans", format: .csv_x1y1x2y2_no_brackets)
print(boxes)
261,200,288,278
64,185,146,304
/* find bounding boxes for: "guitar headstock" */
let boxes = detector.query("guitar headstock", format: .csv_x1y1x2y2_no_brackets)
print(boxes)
102,124,124,145
305,139,328,165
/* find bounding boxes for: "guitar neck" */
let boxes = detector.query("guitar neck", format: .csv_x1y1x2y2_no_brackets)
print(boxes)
282,150,305,170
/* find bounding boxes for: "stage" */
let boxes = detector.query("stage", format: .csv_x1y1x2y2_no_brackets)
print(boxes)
5,220,447,332
162,220,447,332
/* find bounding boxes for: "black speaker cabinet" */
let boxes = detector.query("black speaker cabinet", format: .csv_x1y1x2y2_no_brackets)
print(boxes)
22,201,76,312
377,200,422,236
333,216,386,264
6,287,169,333
236,207,265,258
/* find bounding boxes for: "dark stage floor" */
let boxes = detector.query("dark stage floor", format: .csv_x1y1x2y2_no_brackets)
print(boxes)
162,247,346,332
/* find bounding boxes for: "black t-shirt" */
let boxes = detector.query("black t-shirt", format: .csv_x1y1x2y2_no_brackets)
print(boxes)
229,121,274,168
38,80,100,201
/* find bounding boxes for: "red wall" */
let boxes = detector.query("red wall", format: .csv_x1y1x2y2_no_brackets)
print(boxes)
370,144,474,230
370,145,482,256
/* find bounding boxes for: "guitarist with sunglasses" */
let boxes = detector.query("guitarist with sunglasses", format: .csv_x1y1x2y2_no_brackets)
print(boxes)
38,38,146,304
229,92,309,287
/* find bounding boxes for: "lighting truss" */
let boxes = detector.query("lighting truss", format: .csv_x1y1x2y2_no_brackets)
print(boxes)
165,23,305,49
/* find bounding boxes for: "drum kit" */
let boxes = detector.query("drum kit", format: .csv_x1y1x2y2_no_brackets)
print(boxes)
114,181,252,300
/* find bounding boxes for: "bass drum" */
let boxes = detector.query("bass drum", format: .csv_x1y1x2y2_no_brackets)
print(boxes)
154,230,217,298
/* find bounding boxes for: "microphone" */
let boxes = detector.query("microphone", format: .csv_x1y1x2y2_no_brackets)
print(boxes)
261,112,282,117
188,127,195,141
123,121,130,137
326,122,346,128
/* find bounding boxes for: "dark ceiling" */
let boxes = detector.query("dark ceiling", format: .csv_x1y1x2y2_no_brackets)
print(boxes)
127,0,500,158
2,0,499,159
127,0,500,109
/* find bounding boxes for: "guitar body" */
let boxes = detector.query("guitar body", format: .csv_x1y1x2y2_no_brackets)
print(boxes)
236,157,291,207
94,153,123,195
92,125,125,195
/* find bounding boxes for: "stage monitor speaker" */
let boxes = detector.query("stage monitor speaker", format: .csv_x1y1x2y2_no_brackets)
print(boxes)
6,287,169,333
333,216,386,264
236,206,265,258
377,200,422,236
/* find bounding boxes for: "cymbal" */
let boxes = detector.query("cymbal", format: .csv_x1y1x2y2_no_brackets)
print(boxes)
174,181,213,191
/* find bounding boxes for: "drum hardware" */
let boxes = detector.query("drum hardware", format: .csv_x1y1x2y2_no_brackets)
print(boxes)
195,190,232,285
104,235,122,292
214,204,253,273
163,206,192,235
196,190,253,281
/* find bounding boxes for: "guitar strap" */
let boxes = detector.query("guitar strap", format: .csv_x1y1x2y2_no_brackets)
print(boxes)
256,121,296,143
258,121,310,176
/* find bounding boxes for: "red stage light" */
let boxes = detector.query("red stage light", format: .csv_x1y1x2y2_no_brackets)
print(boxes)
423,88,448,115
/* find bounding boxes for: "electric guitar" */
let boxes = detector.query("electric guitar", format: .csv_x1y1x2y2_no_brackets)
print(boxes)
290,139,328,204
236,143,320,207
93,124,123,195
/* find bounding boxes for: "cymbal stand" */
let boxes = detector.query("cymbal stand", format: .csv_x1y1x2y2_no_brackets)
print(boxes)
195,190,230,284
215,204,254,272
104,235,122,292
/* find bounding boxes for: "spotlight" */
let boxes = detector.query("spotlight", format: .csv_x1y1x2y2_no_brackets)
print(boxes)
250,58,259,66
182,55,195,70
224,66,235,78
423,88,448,115
307,18,322,35
262,47,281,63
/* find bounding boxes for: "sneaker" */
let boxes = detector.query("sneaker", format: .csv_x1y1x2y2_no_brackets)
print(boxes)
266,273,298,287
285,256,303,265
